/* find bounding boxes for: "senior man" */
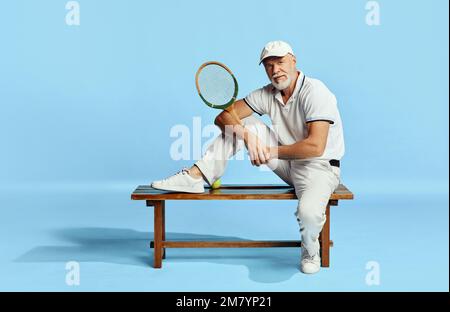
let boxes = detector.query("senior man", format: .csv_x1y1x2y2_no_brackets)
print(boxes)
152,41,345,274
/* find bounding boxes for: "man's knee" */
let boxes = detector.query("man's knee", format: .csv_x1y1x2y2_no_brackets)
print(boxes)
241,116,279,149
222,115,261,138
296,199,326,226
241,115,261,126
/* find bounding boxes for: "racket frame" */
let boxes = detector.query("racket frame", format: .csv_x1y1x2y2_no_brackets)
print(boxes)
195,61,239,110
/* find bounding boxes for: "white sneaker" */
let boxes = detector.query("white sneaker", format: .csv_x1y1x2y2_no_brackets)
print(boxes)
151,168,205,193
300,246,321,274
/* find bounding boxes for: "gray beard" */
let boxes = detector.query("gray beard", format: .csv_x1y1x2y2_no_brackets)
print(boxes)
271,75,292,91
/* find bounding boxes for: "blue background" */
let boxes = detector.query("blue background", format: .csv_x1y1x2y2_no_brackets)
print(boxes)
0,0,448,291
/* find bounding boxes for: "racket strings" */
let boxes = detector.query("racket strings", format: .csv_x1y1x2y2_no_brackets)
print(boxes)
197,64,235,107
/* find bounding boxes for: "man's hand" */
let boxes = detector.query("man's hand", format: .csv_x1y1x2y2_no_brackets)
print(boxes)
245,132,272,166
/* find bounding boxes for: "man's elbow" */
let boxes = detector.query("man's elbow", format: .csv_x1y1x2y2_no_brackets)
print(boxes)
214,114,224,127
312,143,326,158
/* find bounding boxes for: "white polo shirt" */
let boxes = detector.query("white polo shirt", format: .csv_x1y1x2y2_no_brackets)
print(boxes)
244,71,345,161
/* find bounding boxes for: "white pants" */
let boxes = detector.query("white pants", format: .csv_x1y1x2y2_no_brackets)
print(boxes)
195,116,341,256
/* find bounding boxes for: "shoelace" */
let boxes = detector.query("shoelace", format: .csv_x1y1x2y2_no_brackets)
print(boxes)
302,248,319,264
160,168,190,182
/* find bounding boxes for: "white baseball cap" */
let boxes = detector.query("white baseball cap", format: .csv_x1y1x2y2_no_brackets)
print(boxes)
259,40,295,65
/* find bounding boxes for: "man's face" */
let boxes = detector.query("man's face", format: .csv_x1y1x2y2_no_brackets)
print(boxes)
263,54,297,91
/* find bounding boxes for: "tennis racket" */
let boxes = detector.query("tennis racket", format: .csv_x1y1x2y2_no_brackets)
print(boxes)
195,61,242,125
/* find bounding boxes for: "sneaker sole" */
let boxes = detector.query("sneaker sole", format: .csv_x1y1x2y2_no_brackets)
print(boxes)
300,268,320,274
151,184,205,194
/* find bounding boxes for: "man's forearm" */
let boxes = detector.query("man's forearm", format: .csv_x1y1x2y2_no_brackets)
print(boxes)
275,139,323,160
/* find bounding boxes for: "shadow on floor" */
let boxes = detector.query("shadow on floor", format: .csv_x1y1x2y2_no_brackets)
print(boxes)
15,227,302,283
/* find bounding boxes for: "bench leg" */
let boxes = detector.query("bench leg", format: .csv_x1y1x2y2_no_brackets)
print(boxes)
320,204,331,267
153,200,164,268
162,201,166,259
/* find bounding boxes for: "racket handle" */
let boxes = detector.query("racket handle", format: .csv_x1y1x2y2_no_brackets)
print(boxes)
225,105,243,126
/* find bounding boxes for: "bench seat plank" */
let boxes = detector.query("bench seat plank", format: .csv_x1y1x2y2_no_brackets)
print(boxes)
131,184,354,201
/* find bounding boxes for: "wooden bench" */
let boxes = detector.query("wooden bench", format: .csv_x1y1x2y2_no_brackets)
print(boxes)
131,184,354,269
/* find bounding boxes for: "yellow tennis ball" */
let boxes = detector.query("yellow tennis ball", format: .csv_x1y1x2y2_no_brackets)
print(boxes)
211,179,221,189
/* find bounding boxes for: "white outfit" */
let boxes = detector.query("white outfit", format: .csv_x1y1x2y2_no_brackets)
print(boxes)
195,72,345,257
